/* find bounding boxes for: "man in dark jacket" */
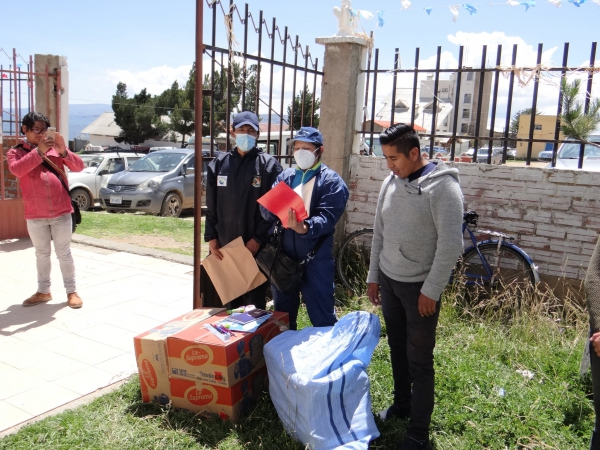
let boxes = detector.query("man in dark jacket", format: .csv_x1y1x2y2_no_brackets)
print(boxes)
262,127,349,330
204,111,282,309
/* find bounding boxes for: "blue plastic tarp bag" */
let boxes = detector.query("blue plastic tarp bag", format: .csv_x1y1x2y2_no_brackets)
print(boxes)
264,311,381,449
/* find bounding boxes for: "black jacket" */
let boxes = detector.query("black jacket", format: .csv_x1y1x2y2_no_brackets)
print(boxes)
204,147,282,247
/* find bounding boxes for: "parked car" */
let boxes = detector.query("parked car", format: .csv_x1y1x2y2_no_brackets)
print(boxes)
550,134,600,171
475,147,503,164
68,153,143,211
507,148,517,160
99,149,210,217
421,146,448,158
537,149,554,162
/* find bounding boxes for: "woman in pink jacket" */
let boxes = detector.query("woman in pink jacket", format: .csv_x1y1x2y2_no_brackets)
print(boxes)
7,112,85,309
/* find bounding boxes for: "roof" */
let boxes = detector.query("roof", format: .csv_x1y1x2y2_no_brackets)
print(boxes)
81,112,122,137
371,119,426,132
259,123,289,132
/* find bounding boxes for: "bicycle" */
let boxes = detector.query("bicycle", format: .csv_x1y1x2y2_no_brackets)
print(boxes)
336,211,539,296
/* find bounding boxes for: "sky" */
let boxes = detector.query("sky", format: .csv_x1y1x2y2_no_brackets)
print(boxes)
2,0,599,131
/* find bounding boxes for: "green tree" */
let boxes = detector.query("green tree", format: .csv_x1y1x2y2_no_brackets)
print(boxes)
509,107,542,136
112,83,163,145
286,86,320,130
560,78,600,148
199,61,243,136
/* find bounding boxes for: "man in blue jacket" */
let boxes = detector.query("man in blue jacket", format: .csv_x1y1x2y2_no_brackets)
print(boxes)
204,111,282,309
262,127,349,330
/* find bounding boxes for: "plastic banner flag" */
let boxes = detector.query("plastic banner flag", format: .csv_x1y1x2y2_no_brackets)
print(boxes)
358,10,374,20
520,0,536,10
449,5,460,21
463,3,478,14
377,10,385,27
507,0,520,5
350,8,357,17
425,7,433,14
569,0,587,6
548,0,561,6
401,0,412,10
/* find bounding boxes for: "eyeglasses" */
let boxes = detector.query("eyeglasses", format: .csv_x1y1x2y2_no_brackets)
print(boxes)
31,127,48,134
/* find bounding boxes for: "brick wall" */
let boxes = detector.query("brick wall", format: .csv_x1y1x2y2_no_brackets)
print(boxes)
346,154,600,281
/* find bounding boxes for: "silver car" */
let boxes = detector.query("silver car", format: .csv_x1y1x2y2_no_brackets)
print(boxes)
68,153,142,211
551,134,600,171
98,149,205,217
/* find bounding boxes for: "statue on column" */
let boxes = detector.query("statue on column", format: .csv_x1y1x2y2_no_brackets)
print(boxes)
333,0,354,37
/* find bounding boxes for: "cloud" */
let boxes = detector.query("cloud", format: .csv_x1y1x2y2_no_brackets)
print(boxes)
104,64,199,96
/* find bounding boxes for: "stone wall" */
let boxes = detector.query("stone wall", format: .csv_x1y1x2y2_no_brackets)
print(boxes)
346,154,600,282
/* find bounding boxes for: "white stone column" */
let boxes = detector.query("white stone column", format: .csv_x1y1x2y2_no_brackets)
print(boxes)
315,36,369,246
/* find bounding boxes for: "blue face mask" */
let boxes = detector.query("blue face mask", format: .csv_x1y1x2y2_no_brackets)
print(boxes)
235,134,256,152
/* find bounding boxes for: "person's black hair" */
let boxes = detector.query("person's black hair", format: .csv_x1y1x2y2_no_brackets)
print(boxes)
21,112,51,135
379,123,421,158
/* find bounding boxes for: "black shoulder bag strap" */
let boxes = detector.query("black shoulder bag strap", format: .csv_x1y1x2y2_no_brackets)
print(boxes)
273,220,329,265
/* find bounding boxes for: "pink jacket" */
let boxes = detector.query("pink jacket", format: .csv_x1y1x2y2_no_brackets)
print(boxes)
7,140,84,220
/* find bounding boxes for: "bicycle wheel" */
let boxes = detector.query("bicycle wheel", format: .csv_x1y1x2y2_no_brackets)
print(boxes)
336,228,374,296
455,242,537,292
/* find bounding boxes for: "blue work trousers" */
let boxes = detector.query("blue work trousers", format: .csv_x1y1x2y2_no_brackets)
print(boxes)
272,257,337,330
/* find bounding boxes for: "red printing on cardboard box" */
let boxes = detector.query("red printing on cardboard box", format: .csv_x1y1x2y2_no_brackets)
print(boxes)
187,387,214,406
141,359,158,389
183,347,210,366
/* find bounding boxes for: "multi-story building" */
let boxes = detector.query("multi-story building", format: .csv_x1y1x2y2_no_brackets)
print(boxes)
376,69,492,138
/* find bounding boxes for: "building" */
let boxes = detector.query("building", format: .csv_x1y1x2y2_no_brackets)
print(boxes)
376,69,492,139
516,114,564,158
81,112,186,149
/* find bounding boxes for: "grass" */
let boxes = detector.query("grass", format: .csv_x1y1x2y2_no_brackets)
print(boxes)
0,284,594,449
75,211,207,257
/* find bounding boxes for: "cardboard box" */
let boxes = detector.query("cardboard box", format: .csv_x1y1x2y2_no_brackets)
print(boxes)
169,366,268,422
134,308,224,404
167,311,289,387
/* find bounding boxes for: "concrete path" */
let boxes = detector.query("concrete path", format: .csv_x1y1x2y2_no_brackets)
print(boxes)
0,237,195,434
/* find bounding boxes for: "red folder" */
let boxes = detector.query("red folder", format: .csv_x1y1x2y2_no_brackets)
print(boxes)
257,181,308,228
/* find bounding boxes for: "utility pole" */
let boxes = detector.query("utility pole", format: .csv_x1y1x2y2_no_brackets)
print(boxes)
193,0,204,309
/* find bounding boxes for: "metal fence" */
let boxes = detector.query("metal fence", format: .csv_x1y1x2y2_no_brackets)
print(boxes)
203,0,323,166
1,49,63,202
361,41,598,168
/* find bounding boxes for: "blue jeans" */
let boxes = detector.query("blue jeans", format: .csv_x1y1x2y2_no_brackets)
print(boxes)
26,214,76,294
380,271,440,442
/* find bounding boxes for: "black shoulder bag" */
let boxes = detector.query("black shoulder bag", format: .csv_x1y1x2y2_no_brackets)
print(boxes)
256,223,328,294
40,156,82,233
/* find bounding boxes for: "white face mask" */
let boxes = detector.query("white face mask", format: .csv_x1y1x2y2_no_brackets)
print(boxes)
294,148,319,170
235,134,256,152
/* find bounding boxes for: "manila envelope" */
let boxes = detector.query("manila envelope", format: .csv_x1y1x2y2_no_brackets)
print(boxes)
201,237,267,305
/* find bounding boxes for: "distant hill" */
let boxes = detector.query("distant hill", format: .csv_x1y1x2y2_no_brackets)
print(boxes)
69,104,112,140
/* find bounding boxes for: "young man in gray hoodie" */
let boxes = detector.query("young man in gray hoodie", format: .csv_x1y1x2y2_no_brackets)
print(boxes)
367,124,464,450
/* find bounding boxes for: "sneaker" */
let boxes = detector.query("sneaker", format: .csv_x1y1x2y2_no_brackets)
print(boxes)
23,292,52,307
396,436,432,450
67,292,83,309
379,404,411,421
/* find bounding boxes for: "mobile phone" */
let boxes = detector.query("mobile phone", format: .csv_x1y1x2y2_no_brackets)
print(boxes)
47,127,56,139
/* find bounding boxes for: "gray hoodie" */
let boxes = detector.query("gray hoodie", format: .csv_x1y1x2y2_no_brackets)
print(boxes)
367,161,464,300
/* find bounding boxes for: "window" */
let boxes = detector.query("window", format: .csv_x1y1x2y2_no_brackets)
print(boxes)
466,72,474,81
464,93,472,104
461,123,469,134
462,109,470,119
107,158,125,174
534,124,543,130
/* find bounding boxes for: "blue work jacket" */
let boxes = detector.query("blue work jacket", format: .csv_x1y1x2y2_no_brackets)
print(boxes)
262,163,349,262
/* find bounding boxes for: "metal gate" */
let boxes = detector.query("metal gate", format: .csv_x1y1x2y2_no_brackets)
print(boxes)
1,48,62,240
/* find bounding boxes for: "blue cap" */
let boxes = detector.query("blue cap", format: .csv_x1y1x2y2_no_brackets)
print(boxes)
232,111,259,131
289,127,323,147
